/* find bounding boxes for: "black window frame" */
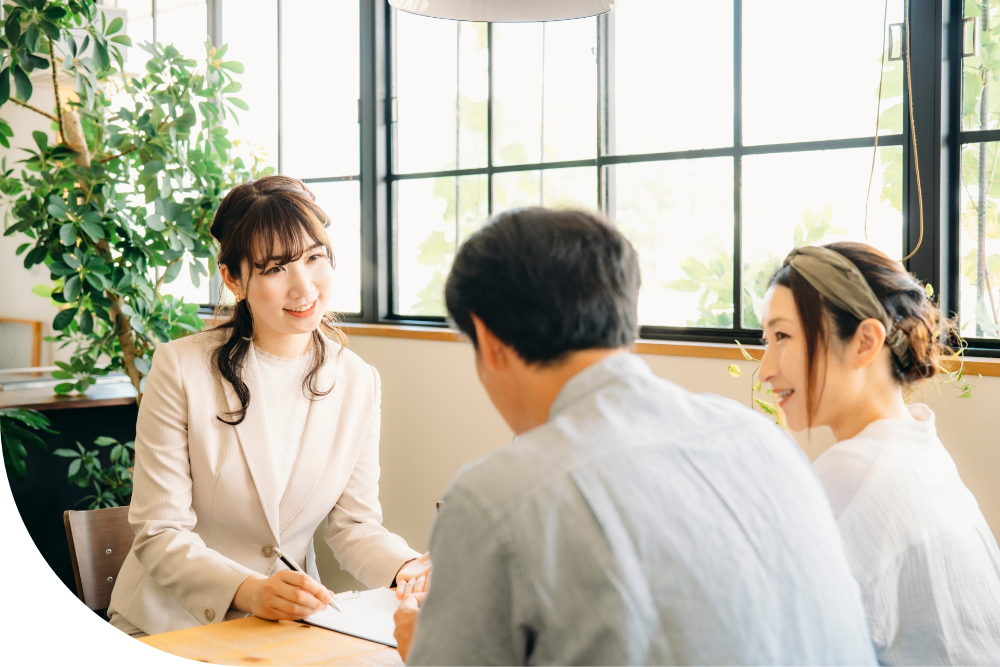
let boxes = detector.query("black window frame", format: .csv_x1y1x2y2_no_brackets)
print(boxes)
270,1,993,356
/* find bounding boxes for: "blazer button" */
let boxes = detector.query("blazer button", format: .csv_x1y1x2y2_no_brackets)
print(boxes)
262,544,274,558
205,608,215,622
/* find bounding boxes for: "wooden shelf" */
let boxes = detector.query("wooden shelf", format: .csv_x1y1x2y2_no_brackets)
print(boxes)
0,382,137,411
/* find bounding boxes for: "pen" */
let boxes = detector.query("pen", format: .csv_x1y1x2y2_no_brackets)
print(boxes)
272,547,341,612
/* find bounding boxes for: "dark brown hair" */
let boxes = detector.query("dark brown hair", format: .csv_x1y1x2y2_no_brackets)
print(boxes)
769,242,947,426
209,174,346,425
445,207,640,364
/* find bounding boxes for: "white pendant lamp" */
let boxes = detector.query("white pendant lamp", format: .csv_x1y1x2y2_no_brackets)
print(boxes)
388,0,618,23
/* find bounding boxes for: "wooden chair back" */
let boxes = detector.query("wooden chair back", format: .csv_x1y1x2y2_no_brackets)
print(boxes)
63,506,134,611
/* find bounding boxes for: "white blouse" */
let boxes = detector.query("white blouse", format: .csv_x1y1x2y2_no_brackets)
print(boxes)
254,345,312,501
814,404,1000,665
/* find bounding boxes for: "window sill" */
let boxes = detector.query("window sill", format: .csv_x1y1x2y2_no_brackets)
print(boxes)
337,322,1000,378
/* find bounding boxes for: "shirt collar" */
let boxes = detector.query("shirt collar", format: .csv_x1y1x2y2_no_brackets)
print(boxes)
548,353,650,421
852,403,937,441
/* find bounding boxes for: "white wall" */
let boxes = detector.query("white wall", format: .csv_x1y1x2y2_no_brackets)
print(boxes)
314,334,1000,592
0,81,64,367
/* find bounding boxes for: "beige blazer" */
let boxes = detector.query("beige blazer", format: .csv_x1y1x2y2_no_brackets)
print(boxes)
107,329,418,635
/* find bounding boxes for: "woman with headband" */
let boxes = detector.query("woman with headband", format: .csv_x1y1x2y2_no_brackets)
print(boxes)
758,242,1000,665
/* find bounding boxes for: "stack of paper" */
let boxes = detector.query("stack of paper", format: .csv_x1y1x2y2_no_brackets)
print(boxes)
302,587,400,647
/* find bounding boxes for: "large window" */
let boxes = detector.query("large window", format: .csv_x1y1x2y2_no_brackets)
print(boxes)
224,0,362,314
960,1,1000,341
387,0,908,344
114,1,997,355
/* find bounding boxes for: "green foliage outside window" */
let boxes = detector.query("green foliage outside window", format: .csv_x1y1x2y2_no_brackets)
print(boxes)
962,1,1000,337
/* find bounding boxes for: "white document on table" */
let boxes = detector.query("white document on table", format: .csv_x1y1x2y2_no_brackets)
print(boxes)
301,587,400,647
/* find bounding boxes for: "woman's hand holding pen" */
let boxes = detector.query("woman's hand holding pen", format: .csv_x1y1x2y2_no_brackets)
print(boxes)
233,571,334,621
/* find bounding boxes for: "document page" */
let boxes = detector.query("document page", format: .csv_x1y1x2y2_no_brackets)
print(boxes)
302,587,400,647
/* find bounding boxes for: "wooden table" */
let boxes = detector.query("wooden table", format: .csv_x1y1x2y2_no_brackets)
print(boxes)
139,617,404,666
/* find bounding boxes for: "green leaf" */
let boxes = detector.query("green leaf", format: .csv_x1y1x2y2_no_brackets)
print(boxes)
145,214,166,232
133,356,152,376
33,130,48,151
24,22,39,53
63,253,81,269
110,35,132,47
227,97,249,111
727,364,742,378
68,458,81,477
44,6,67,21
80,220,105,241
106,17,124,35
84,272,106,290
735,340,755,361
94,436,118,446
666,279,701,292
53,448,80,458
93,42,110,71
753,397,778,416
78,309,93,334
52,308,77,331
63,274,81,301
162,260,183,284
219,61,244,73
59,223,77,246
31,284,53,298
0,67,10,106
13,65,31,101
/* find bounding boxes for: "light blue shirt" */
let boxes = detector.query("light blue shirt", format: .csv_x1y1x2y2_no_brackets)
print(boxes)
407,354,876,665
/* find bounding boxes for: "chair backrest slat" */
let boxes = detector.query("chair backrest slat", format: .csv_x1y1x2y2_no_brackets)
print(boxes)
63,506,134,611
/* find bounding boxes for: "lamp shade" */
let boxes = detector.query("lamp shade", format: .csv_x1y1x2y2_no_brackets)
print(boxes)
388,0,618,22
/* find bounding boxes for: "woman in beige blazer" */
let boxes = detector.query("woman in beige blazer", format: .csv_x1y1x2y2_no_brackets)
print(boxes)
108,175,427,636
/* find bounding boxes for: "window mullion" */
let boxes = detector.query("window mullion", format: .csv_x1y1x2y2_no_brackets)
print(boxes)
359,0,387,322
487,22,494,216
733,0,743,332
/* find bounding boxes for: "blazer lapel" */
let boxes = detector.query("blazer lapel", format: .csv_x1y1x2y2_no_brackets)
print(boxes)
225,344,281,543
278,337,347,535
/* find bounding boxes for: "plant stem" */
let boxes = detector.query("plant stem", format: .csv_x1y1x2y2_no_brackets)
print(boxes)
49,40,64,142
98,145,138,163
96,239,144,403
8,97,58,122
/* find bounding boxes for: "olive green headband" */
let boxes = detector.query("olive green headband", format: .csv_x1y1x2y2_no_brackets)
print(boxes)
782,246,910,366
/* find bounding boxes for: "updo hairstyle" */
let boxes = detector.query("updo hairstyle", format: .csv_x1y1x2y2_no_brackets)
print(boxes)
769,242,947,421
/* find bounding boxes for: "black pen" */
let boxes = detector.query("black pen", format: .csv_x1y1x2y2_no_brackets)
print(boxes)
273,547,341,612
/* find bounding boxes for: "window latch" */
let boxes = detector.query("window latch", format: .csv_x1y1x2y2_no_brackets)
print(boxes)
888,23,904,61
963,16,980,58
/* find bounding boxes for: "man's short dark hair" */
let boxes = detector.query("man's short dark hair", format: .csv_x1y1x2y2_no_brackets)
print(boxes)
445,207,641,364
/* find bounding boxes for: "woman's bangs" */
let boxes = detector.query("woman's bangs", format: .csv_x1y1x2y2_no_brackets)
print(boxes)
249,201,331,270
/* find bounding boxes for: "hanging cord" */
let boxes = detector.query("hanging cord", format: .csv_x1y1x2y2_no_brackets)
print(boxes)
864,0,890,241
864,0,924,262
900,0,925,262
